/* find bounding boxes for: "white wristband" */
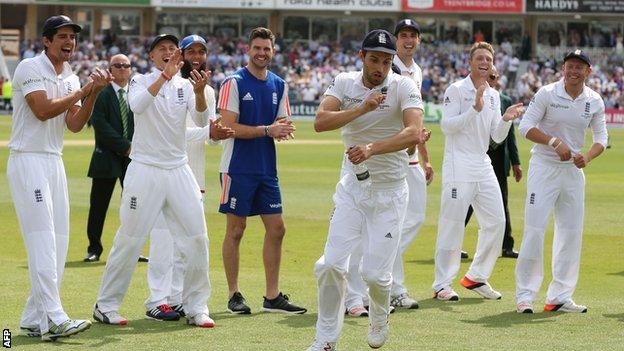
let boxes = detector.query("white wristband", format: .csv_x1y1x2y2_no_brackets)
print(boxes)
548,137,557,147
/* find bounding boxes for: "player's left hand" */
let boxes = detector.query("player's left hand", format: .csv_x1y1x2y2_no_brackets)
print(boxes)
503,103,525,121
512,164,523,182
210,117,235,140
573,153,589,169
273,118,296,141
421,128,431,143
190,69,211,94
346,143,372,165
88,68,114,96
424,162,434,185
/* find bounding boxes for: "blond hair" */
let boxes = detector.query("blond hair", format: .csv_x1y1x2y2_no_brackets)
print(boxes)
469,42,494,59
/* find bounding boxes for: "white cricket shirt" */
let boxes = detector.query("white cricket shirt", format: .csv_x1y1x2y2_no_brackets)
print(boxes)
185,86,217,190
8,53,81,155
393,55,423,163
519,79,608,164
440,76,512,183
324,71,424,184
128,68,208,169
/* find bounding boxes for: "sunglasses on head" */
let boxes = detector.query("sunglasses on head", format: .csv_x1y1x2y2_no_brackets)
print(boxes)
111,63,131,69
489,74,498,80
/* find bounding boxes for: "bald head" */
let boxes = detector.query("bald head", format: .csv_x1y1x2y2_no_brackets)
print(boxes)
109,54,132,87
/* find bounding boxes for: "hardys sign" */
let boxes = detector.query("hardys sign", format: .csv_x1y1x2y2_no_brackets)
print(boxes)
277,0,400,11
526,0,624,13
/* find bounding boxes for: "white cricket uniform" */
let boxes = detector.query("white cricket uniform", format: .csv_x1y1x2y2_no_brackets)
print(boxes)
95,69,211,319
432,76,512,292
146,86,217,310
345,56,426,309
313,71,423,343
515,79,607,305
7,52,81,333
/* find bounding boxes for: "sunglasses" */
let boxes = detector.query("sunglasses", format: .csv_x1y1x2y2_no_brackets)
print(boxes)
489,74,499,80
111,63,131,69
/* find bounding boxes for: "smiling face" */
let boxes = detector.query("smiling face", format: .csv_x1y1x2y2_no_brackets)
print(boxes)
183,43,207,71
563,58,591,87
469,48,494,81
149,39,177,71
248,37,274,71
360,50,393,88
43,26,77,63
396,28,420,58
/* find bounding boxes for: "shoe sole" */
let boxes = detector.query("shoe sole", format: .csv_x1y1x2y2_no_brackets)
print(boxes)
392,303,419,309
261,307,307,315
227,308,251,315
517,309,534,314
544,304,587,313
186,319,215,328
19,328,41,337
145,315,180,321
93,312,128,325
42,321,91,342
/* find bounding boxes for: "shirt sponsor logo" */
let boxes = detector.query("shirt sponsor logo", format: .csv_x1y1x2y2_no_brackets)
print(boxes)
529,193,535,205
269,202,282,209
34,189,43,203
490,96,495,110
242,92,254,101
583,102,591,119
272,92,278,105
22,77,41,87
451,187,457,199
344,96,363,104
130,196,137,210
65,81,73,94
230,197,237,209
549,103,569,109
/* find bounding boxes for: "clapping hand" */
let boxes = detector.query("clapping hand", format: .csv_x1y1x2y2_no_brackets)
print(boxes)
190,70,211,94
503,103,525,122
210,117,235,140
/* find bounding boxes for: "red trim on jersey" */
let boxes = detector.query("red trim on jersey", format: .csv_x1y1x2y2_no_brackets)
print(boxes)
220,173,230,205
218,79,232,111
284,94,291,117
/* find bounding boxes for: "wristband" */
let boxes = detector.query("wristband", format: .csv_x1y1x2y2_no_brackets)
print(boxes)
161,72,172,81
548,137,557,147
264,125,269,136
553,141,562,150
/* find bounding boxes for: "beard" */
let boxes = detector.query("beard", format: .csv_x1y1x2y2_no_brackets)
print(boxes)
181,60,207,79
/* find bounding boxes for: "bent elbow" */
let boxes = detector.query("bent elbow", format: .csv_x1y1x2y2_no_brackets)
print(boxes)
314,117,325,133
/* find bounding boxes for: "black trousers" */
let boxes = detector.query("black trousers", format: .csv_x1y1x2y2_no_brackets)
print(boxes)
86,176,124,256
465,172,514,251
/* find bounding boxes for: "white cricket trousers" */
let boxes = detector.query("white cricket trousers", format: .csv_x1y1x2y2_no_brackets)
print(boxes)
516,156,585,305
345,164,426,309
433,175,505,292
145,213,186,310
96,161,210,318
314,174,408,343
7,152,70,333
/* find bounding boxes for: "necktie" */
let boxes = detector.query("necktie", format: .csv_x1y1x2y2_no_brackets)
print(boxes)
118,88,129,139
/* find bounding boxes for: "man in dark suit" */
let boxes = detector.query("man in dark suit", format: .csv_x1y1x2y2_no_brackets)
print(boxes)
465,66,523,258
84,54,135,262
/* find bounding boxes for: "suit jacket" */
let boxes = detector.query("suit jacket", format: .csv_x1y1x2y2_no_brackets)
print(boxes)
488,93,520,178
87,84,134,179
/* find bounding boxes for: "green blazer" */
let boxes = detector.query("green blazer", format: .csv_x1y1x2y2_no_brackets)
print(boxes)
488,93,520,178
87,84,134,179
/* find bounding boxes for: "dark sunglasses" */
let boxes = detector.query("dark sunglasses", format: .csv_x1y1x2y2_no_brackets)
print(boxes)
111,63,131,69
489,74,499,80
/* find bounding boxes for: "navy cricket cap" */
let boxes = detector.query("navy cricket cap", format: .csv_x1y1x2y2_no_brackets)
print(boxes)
563,49,591,66
361,29,396,55
42,15,82,36
394,19,420,36
180,35,207,50
149,34,179,52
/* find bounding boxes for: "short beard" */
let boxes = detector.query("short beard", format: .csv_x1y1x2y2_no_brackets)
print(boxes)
181,60,206,79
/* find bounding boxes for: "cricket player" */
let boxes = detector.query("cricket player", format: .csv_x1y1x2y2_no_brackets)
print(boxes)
308,29,424,351
7,15,111,341
515,50,608,314
93,34,214,328
432,42,524,302
218,27,306,315
145,34,234,319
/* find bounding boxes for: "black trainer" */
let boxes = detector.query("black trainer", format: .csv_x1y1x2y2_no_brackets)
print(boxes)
171,304,186,317
227,292,251,314
262,292,307,314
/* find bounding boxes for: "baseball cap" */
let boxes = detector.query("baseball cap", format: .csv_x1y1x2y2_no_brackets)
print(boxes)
149,34,179,52
394,19,420,36
180,35,207,50
361,29,396,55
42,15,82,36
563,49,591,66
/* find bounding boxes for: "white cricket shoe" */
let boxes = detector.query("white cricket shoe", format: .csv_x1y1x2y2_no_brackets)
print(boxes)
93,304,128,325
41,319,91,341
460,276,502,300
186,313,215,328
544,301,587,313
516,302,534,314
390,293,419,309
19,326,41,337
367,322,389,349
307,340,337,351
346,305,368,317
434,287,459,301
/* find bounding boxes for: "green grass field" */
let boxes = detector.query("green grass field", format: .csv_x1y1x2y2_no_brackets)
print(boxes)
0,116,623,350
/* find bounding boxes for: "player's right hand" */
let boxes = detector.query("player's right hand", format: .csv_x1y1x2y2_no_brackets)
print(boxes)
473,83,487,112
164,48,184,77
268,118,296,140
554,140,572,161
361,92,385,113
210,118,235,140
